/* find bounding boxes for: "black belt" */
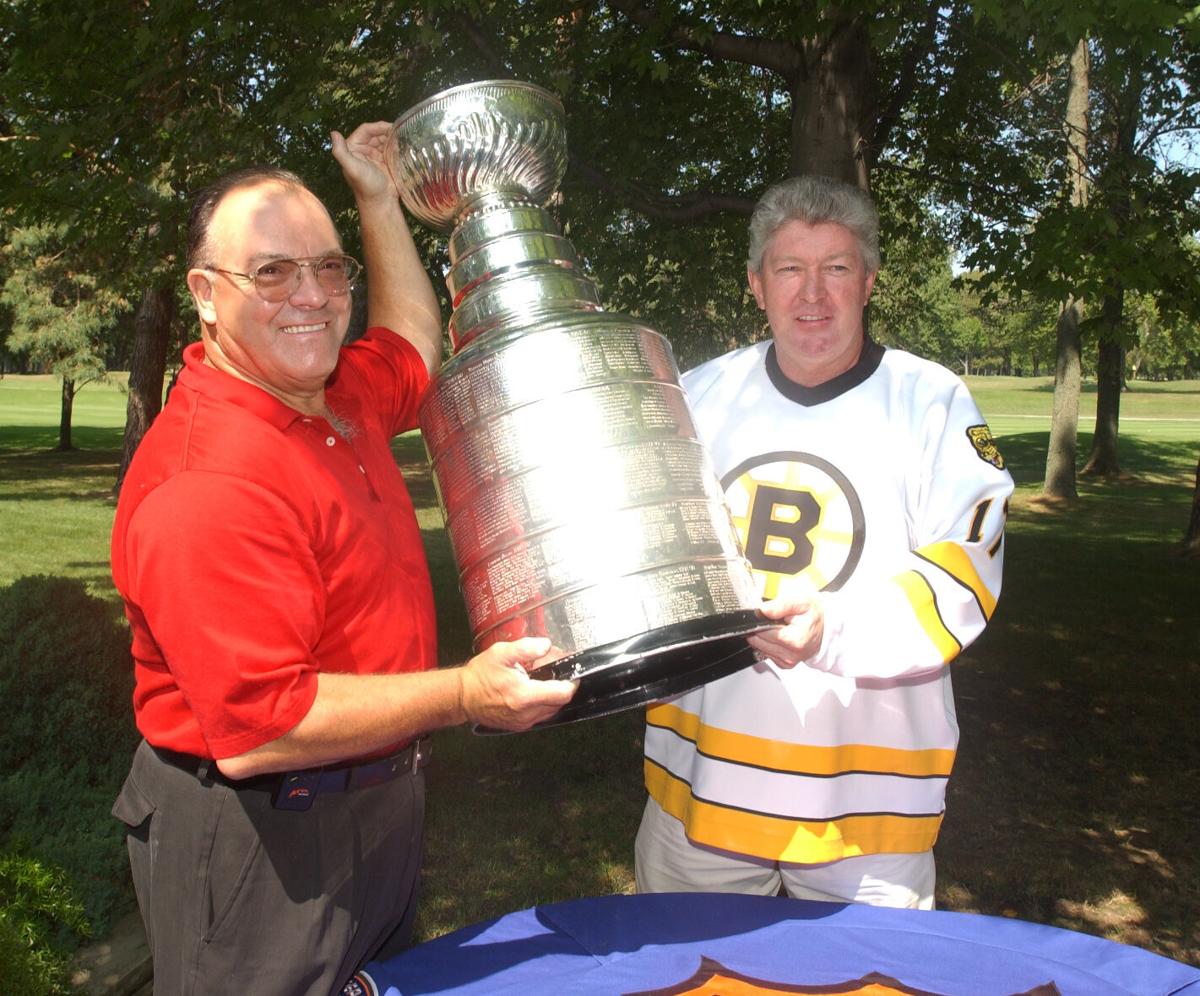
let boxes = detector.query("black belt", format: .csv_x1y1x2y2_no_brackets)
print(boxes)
153,740,430,811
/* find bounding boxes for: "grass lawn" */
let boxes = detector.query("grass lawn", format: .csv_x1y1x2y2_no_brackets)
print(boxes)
1,371,1198,967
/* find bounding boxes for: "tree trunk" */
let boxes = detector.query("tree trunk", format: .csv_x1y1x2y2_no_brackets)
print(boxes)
58,377,75,451
1042,37,1089,500
1183,452,1200,556
1082,307,1125,477
1081,45,1143,480
1044,297,1083,497
791,14,873,189
115,285,175,495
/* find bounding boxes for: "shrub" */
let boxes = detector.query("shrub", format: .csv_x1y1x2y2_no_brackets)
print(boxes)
0,575,138,940
0,575,135,770
0,850,89,995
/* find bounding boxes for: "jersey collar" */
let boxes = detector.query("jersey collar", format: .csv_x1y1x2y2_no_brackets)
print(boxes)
765,338,885,407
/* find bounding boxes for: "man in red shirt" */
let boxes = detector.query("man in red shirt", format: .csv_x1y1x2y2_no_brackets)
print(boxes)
110,121,575,996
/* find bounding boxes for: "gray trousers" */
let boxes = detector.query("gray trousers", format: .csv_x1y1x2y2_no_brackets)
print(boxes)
113,740,425,996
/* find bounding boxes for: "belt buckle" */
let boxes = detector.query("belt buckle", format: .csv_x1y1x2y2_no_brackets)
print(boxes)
409,738,431,773
340,740,431,792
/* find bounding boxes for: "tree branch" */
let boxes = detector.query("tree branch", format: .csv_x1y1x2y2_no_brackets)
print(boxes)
452,9,512,76
873,0,941,158
448,4,756,223
606,0,805,79
568,152,755,220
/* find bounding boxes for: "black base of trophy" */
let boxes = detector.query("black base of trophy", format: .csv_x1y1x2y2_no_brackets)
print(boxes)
474,608,773,733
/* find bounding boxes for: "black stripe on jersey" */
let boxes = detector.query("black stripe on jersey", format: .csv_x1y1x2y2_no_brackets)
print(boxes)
646,757,945,823
913,550,988,624
765,338,885,406
646,716,950,780
911,567,963,656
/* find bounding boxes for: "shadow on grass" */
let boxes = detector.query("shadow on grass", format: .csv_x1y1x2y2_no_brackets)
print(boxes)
0,423,124,502
1017,380,1200,395
997,431,1197,488
0,423,125,453
0,449,122,501
937,501,1200,964
416,709,646,941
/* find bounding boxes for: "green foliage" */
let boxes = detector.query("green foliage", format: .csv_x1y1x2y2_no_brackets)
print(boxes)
0,906,77,996
0,914,44,995
0,849,89,966
0,845,92,995
0,576,139,939
0,575,136,769
1125,288,1200,380
955,4,1200,329
3,0,1198,387
0,224,124,385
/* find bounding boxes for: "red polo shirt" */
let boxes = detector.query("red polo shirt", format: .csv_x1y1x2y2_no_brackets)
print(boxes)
111,328,437,759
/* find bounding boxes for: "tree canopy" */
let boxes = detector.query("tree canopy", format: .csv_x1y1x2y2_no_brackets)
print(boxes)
1,1,1198,480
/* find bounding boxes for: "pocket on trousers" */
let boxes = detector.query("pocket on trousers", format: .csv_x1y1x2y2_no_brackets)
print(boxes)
112,772,156,835
201,793,264,944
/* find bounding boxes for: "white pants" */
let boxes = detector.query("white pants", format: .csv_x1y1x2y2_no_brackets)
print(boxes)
635,796,935,909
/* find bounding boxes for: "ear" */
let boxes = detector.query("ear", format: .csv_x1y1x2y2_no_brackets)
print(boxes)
187,269,218,325
862,268,878,304
747,267,767,310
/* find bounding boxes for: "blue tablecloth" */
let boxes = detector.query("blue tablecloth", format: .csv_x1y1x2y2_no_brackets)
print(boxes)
355,893,1200,995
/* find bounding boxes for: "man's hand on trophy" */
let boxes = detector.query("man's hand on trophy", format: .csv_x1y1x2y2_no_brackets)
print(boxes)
748,595,825,669
457,637,578,732
331,121,399,204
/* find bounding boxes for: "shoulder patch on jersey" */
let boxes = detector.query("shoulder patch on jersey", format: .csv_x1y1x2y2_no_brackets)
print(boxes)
966,424,1005,470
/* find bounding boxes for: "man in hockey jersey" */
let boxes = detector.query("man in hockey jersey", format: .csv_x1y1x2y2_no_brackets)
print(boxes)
636,174,1013,909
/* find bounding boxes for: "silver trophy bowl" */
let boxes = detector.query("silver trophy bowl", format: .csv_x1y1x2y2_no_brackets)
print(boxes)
389,81,768,730
388,80,568,232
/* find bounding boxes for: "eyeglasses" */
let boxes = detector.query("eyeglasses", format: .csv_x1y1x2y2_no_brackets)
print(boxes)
207,254,361,303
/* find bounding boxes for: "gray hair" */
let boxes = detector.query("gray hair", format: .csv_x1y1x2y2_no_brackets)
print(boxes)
747,175,880,274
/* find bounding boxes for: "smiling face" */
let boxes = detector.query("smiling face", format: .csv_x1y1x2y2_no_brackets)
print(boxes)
747,218,877,387
186,180,351,413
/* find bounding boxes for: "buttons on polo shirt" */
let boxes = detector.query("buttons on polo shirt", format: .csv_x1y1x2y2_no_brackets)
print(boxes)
326,436,336,447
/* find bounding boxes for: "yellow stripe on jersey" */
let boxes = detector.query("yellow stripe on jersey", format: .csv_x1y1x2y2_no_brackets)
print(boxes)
916,540,997,619
646,703,955,778
892,570,961,663
646,761,944,863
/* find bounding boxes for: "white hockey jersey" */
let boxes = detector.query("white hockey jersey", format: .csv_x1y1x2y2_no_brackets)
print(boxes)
644,339,1014,863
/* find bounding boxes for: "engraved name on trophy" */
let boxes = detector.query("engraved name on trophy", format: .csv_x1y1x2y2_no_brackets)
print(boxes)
388,80,768,729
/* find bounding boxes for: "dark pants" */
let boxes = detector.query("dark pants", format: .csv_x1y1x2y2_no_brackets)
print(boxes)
113,740,425,996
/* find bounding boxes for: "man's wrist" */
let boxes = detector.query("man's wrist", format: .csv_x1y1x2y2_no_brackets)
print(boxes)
355,190,404,217
454,667,469,726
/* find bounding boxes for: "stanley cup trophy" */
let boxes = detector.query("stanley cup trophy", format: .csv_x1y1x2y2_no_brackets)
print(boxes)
388,80,769,729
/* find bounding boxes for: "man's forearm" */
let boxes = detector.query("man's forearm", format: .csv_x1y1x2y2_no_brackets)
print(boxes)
358,192,443,373
214,638,576,779
215,668,465,779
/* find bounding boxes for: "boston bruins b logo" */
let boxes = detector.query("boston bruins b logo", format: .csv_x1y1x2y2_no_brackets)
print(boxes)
721,451,865,598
